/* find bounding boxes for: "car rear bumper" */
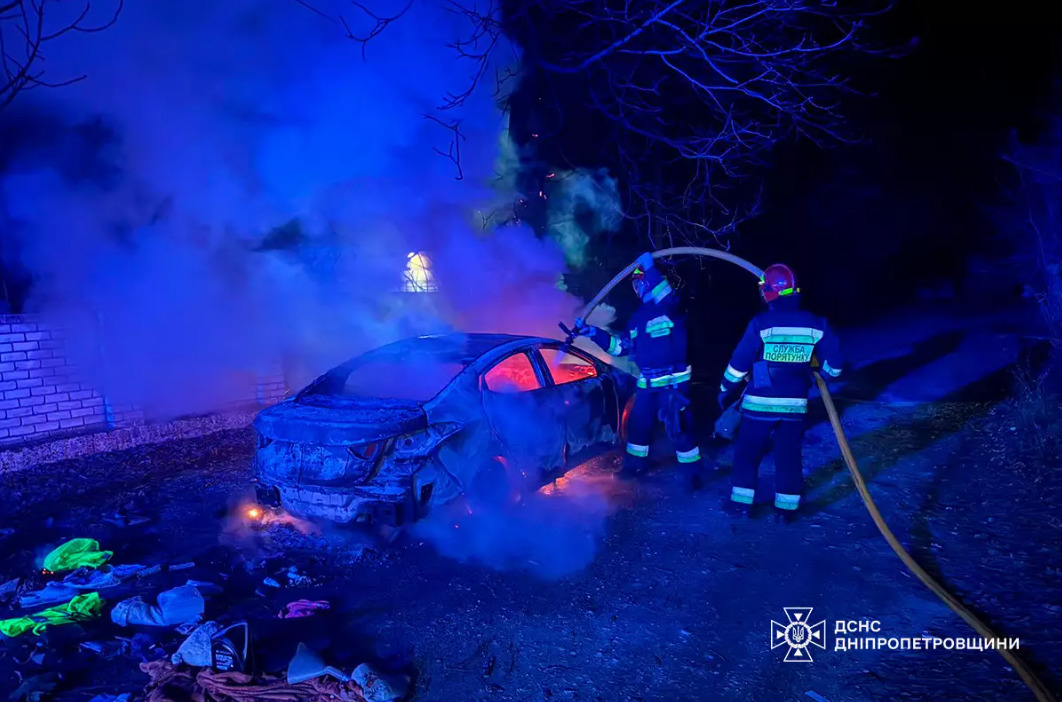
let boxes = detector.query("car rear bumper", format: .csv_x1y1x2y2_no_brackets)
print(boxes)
258,481,413,526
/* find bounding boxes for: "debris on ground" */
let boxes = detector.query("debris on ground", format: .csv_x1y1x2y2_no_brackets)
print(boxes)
42,538,113,573
80,639,126,659
1,591,105,636
171,621,223,667
278,599,330,619
63,564,149,590
103,505,152,528
210,621,253,673
140,659,366,702
111,583,206,629
9,671,60,702
352,663,411,702
115,633,169,663
19,581,82,609
288,642,349,684
88,694,134,702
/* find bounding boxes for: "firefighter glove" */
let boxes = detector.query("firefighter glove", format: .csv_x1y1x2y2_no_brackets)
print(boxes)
636,252,655,270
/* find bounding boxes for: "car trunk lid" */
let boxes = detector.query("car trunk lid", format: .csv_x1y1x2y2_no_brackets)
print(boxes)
254,396,427,446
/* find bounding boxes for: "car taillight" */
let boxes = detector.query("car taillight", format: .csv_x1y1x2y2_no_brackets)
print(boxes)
393,422,462,459
348,441,382,461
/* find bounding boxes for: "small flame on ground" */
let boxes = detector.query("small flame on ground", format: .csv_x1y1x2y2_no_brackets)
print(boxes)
234,502,321,535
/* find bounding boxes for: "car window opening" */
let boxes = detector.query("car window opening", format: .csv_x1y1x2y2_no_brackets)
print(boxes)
540,348,598,385
484,353,542,393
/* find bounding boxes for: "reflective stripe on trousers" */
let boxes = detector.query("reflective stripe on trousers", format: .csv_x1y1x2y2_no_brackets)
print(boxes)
741,395,808,414
731,486,754,504
626,443,649,457
676,446,700,464
775,493,800,510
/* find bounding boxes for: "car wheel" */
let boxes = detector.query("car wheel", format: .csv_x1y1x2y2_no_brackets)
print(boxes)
469,455,512,507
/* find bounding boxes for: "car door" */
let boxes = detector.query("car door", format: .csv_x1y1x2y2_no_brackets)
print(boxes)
534,344,610,457
480,348,567,482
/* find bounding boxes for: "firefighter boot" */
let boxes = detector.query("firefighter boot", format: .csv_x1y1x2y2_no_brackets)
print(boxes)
772,509,798,525
722,498,751,519
684,463,703,492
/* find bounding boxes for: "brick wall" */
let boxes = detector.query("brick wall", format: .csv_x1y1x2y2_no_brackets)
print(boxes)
0,314,287,449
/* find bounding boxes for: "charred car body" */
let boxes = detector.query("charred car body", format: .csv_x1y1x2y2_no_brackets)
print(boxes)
253,334,636,526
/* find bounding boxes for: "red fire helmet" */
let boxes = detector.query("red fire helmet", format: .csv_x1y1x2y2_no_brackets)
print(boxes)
759,263,799,303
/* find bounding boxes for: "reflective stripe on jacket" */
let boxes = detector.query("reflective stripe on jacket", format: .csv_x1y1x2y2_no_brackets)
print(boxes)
719,295,844,417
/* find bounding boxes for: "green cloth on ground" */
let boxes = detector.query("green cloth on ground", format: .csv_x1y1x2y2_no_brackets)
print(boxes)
42,538,112,573
0,592,105,637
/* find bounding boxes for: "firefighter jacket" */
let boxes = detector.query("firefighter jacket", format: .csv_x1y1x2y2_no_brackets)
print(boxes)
587,265,690,388
719,294,844,418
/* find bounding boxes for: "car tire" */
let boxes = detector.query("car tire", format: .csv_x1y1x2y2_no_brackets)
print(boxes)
468,455,511,507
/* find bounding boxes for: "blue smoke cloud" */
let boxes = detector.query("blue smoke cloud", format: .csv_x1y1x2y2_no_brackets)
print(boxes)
0,0,622,576
0,0,579,416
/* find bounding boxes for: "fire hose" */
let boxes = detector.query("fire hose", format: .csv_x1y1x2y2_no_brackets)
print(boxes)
567,248,1055,702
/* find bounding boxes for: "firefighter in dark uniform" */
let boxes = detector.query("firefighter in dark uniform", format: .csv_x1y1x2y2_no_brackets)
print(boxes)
717,264,844,517
574,253,704,488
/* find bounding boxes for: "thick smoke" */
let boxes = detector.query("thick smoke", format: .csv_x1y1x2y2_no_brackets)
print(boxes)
546,168,623,269
0,0,584,415
1,0,629,574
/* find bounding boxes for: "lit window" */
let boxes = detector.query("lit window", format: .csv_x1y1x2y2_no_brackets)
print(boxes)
403,252,438,293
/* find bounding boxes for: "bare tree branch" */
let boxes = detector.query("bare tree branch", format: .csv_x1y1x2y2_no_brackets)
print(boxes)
1,0,122,111
295,0,895,245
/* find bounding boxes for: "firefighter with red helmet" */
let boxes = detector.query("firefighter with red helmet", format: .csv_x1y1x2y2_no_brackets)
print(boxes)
717,264,845,518
573,253,703,488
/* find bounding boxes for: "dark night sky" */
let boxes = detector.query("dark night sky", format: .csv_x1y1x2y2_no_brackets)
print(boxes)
734,0,1062,323
504,0,1062,335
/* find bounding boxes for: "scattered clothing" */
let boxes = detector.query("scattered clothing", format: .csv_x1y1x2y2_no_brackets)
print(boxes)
140,659,366,702
19,581,82,609
278,600,330,619
42,538,113,573
0,577,19,598
112,584,205,629
117,633,170,662
81,639,126,659
65,564,148,590
1,591,105,637
172,622,223,667
8,672,59,702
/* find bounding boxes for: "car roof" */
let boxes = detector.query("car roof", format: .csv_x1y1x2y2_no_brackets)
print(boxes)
370,333,556,363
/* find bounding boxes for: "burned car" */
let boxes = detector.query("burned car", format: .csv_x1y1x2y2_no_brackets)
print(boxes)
253,334,636,526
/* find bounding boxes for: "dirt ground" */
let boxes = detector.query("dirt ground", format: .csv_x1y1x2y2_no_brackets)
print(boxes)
2,381,1060,701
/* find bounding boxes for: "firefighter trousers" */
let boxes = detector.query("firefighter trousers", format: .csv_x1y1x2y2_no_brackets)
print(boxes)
730,414,806,510
623,384,702,474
